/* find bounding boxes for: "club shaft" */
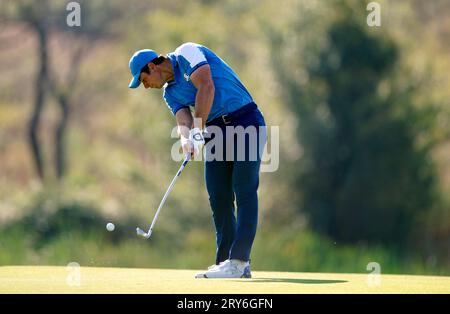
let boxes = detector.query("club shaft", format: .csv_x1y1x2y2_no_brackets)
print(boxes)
147,155,190,234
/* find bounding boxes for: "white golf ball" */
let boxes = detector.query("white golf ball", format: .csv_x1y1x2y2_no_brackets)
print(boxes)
106,223,115,232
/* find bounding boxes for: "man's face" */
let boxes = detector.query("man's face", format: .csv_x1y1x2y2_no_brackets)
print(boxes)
139,63,164,89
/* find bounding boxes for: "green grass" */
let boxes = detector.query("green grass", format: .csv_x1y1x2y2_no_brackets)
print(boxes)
0,266,449,293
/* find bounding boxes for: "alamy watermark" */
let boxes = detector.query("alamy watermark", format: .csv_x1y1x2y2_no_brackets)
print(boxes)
66,2,81,27
171,124,279,173
366,262,381,287
367,2,381,27
66,262,81,287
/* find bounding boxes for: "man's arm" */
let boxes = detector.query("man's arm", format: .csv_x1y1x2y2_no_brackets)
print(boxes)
176,107,193,147
190,64,215,129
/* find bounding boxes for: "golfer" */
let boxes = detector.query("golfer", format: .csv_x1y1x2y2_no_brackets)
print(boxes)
128,42,266,278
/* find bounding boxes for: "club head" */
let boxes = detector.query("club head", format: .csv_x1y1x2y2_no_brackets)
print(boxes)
136,227,151,239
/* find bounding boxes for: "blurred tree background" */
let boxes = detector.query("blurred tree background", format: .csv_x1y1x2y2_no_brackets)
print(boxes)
0,0,448,274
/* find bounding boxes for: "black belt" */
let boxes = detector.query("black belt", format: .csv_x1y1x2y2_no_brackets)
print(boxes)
206,102,257,126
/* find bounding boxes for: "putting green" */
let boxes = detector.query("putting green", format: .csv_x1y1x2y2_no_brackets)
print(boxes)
0,266,448,293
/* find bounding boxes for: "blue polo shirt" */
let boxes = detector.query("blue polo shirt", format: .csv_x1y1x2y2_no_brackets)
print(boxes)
163,42,254,122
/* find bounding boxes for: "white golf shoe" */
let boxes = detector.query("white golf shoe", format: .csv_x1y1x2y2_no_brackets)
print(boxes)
195,259,251,278
194,262,222,278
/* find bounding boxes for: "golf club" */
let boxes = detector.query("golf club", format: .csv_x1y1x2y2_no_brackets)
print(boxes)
136,154,191,239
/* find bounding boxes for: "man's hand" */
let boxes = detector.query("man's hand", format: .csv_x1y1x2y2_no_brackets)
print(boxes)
181,127,205,158
190,127,205,156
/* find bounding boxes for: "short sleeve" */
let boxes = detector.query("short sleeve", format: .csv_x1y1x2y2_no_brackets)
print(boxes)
175,43,208,80
163,90,189,116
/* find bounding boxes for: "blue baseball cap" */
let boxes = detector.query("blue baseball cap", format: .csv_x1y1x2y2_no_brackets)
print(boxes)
128,49,158,89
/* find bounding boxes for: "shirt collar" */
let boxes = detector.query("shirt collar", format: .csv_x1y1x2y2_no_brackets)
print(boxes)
166,53,178,87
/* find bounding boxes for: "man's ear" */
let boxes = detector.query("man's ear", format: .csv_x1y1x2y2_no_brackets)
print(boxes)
148,62,156,70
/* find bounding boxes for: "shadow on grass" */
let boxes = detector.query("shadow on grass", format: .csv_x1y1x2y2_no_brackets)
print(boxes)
234,278,348,284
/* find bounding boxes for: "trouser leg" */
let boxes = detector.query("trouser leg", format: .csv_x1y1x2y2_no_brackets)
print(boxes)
204,160,236,264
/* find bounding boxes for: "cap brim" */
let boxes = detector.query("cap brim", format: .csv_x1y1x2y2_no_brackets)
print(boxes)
128,74,141,89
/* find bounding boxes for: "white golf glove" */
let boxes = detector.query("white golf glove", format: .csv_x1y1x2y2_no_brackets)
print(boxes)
181,127,205,158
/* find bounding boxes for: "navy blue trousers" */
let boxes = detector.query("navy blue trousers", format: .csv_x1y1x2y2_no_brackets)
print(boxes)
204,103,266,264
